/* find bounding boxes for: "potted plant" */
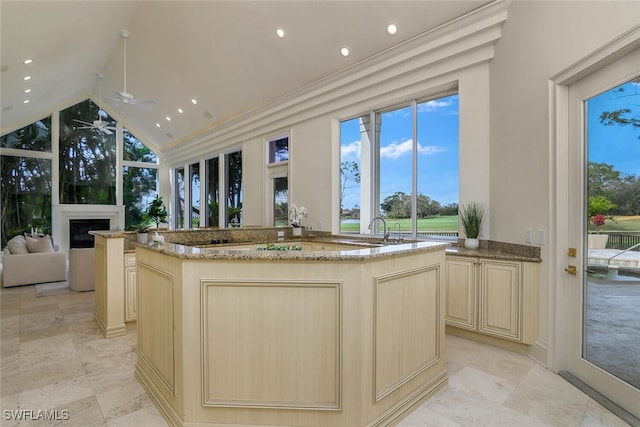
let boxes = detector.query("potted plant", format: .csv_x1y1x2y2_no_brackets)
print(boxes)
459,202,486,249
134,220,152,243
587,196,615,249
289,204,308,236
145,196,168,242
147,196,169,229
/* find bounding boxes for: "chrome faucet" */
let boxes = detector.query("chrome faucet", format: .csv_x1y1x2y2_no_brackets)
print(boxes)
394,222,402,243
368,216,390,243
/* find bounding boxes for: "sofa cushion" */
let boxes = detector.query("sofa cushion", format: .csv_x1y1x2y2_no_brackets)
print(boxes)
6,235,29,254
25,234,55,253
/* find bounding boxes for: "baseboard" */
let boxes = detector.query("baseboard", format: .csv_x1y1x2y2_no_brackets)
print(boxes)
527,340,548,367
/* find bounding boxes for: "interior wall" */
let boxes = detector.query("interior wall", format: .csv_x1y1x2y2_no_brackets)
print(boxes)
489,0,640,363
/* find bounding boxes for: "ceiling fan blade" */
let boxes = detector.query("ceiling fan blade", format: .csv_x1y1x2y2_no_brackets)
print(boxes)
73,119,94,126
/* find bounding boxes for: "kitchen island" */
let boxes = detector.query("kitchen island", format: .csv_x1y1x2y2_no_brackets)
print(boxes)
134,237,448,427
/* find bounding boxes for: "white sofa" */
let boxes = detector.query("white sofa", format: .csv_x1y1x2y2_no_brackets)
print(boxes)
2,235,68,287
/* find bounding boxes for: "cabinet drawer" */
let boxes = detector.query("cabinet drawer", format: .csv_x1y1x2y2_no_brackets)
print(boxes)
125,253,136,266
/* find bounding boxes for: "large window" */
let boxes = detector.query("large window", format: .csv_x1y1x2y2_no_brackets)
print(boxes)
1,119,53,246
340,93,459,239
206,157,219,227
1,100,159,241
59,100,116,204
122,130,159,229
273,177,288,226
0,156,52,246
175,167,185,229
226,151,243,227
1,117,52,152
190,162,201,228
174,150,242,229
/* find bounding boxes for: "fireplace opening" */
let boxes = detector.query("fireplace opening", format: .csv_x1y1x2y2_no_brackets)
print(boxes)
69,219,110,249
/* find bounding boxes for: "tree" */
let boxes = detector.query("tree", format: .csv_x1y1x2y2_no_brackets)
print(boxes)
381,192,409,218
587,195,616,218
340,161,360,212
599,81,640,138
588,162,620,198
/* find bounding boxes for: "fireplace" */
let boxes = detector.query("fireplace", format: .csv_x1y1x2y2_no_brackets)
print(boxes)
69,219,110,249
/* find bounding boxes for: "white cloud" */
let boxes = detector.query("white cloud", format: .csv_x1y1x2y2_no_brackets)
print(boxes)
380,139,445,159
341,139,361,158
418,98,454,112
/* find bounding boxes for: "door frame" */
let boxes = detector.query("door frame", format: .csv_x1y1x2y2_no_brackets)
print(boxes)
549,24,640,417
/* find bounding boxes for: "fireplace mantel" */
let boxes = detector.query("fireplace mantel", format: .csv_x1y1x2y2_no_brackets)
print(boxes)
52,205,124,253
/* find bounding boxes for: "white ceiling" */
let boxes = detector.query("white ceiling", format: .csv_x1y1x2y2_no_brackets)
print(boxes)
1,0,489,151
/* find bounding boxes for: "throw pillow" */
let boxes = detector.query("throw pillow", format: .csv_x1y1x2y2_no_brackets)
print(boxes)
25,234,55,253
6,235,29,254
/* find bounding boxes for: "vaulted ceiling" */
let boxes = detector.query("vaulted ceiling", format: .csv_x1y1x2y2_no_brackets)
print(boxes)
1,0,490,152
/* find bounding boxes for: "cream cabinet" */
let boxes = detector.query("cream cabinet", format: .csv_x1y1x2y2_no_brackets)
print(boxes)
445,255,539,345
124,253,137,322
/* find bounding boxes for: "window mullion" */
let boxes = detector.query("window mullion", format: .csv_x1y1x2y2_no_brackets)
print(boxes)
411,100,418,239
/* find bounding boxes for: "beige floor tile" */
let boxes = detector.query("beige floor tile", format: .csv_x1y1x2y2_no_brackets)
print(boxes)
0,284,633,427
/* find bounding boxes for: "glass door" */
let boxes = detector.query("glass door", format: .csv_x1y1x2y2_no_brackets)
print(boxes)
566,49,640,419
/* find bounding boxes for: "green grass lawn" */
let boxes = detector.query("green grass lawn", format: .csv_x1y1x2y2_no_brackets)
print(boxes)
594,216,640,233
340,216,458,233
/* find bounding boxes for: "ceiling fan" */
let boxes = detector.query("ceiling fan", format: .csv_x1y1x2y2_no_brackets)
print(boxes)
113,30,154,110
73,74,117,135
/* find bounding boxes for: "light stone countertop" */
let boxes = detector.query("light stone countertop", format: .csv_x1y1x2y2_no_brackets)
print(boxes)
134,239,449,261
90,229,542,263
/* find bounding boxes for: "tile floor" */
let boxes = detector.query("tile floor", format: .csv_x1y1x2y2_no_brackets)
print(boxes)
0,285,631,427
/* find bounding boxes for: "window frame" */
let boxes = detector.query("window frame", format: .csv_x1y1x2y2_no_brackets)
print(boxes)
340,90,459,241
265,133,290,227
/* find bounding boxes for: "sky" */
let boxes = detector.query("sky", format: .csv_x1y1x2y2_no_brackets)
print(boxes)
340,94,459,211
587,80,640,176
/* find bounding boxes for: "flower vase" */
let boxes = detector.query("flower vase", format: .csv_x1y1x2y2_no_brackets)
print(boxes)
292,227,302,236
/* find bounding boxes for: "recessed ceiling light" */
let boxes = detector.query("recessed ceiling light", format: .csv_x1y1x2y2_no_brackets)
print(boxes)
24,89,31,93
387,24,398,35
23,59,33,64
165,116,171,121
340,47,350,57
177,108,183,114
23,99,30,104
276,28,285,38
191,99,197,105
155,123,161,128
23,75,31,81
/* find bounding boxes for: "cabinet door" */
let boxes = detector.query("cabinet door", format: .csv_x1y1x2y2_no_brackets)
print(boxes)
478,260,520,340
445,257,476,330
124,254,137,322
